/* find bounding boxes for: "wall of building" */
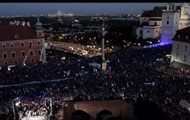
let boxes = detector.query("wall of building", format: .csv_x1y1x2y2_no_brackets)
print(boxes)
171,41,190,65
136,27,143,39
179,16,190,30
161,11,180,44
58,100,133,120
142,26,161,39
0,38,44,66
148,18,162,26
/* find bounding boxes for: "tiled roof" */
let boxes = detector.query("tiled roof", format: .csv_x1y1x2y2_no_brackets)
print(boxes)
141,10,152,17
172,26,190,43
149,6,166,17
0,23,38,41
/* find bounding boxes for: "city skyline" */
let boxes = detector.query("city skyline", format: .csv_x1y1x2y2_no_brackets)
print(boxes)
0,2,188,16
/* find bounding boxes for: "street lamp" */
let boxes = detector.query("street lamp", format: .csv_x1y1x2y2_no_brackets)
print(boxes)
102,18,107,71
12,97,21,120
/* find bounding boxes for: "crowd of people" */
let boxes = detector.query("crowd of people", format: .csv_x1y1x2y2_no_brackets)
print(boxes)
0,44,190,120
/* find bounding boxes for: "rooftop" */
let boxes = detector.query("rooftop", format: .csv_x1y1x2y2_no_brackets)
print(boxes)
0,23,38,41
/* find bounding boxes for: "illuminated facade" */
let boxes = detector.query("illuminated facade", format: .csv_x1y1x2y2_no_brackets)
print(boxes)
136,3,190,45
171,26,190,65
0,18,45,66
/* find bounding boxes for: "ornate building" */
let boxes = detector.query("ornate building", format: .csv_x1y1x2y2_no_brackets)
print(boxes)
136,3,190,45
171,26,190,66
0,18,45,66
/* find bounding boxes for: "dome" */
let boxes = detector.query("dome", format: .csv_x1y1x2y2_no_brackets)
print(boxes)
35,17,42,26
35,17,42,30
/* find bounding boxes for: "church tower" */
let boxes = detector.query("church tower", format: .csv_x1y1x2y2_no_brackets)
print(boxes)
179,3,190,29
161,3,180,44
35,17,43,38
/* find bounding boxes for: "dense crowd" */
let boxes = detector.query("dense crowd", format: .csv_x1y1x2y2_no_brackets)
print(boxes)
0,44,190,120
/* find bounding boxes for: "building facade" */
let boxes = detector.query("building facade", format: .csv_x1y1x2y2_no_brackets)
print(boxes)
171,26,190,65
136,3,190,44
161,4,180,44
0,18,45,66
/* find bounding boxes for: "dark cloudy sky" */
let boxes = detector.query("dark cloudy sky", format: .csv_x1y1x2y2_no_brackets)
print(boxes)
0,3,187,16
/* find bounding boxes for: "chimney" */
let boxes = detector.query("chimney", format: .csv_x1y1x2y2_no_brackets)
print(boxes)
27,22,30,26
22,21,25,26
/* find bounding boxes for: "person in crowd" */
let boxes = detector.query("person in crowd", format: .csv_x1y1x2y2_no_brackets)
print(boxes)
0,45,189,120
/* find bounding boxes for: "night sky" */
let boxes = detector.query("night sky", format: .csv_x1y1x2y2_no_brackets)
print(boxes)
0,3,187,16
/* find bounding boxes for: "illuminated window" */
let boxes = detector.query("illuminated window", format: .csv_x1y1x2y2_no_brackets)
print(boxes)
178,35,180,38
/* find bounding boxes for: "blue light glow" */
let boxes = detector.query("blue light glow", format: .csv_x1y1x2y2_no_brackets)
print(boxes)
147,42,171,48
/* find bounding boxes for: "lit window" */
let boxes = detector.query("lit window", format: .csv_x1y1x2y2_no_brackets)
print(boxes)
178,35,180,38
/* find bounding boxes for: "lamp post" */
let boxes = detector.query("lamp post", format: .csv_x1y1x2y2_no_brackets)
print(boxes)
12,97,20,120
102,18,107,71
